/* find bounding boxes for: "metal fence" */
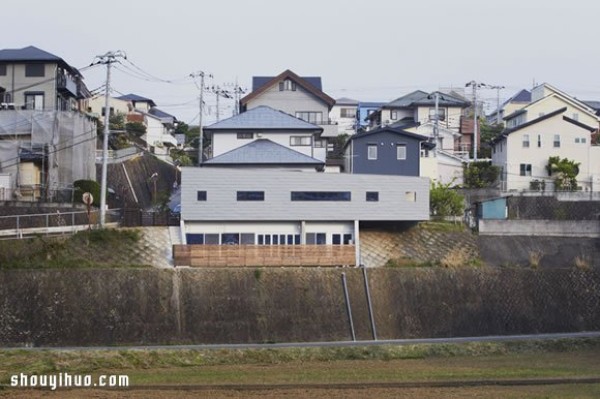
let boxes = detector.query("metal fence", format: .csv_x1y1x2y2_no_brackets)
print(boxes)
0,209,121,238
121,209,180,227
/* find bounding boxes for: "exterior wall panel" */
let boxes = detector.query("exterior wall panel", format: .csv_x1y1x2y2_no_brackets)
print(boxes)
181,168,429,222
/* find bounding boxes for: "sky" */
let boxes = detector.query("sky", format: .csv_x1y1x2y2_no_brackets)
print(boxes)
4,0,600,124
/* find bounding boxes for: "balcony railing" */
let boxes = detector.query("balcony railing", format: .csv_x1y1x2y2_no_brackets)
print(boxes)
56,74,78,97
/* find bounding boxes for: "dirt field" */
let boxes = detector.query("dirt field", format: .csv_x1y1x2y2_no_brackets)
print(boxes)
4,383,600,399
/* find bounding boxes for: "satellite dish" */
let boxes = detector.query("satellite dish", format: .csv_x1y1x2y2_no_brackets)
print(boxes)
82,192,94,206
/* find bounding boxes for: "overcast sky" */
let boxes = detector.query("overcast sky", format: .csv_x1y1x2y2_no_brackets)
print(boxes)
4,0,600,124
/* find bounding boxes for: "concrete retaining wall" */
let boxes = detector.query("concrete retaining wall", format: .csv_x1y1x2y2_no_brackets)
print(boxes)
479,219,600,237
1,268,598,347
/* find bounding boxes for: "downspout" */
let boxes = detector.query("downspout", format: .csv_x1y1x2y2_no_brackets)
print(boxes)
354,220,360,267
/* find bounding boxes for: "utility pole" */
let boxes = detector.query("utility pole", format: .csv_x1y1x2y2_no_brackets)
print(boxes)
466,81,483,161
95,50,126,227
488,85,505,125
190,71,211,165
433,91,440,156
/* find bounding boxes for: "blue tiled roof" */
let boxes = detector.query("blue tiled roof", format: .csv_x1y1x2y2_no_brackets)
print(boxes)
252,76,322,91
204,139,324,165
205,106,322,131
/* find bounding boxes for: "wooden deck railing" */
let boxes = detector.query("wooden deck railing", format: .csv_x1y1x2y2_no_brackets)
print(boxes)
173,244,356,267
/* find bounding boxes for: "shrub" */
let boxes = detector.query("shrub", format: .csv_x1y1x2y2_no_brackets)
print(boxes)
463,161,500,188
430,181,464,217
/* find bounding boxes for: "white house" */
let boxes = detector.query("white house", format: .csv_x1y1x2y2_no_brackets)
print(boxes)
492,107,600,191
203,105,326,166
240,70,338,140
178,167,430,266
330,97,358,136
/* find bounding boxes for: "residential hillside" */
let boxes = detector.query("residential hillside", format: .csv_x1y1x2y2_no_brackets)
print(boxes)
96,153,177,210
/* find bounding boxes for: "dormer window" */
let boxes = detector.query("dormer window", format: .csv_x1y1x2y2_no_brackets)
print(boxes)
279,79,296,91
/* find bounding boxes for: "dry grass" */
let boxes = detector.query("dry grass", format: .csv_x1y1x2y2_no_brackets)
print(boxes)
528,250,543,269
439,248,471,268
574,255,591,270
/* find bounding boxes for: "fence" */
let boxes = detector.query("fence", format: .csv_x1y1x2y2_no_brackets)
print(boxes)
174,244,356,267
121,209,180,227
0,209,121,238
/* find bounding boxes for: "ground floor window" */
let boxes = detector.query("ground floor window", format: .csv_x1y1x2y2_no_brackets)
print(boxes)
257,234,301,245
332,233,353,245
306,233,327,245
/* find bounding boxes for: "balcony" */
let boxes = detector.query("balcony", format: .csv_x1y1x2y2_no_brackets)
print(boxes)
56,74,78,97
317,121,339,138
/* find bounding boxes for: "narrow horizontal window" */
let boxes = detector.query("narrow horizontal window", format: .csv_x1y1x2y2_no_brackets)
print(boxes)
291,191,351,201
197,191,207,201
237,191,264,201
237,132,253,139
290,136,311,146
366,191,379,202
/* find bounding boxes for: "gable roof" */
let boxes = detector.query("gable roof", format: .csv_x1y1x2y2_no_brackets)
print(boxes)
345,126,429,149
116,93,157,107
240,69,335,109
510,89,532,103
204,138,324,165
385,90,470,108
335,97,359,106
533,83,598,116
253,75,322,91
492,107,595,144
0,45,79,76
204,105,323,132
487,89,531,120
148,107,176,120
503,87,599,123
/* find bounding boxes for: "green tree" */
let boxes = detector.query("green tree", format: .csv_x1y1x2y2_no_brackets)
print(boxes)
430,181,464,217
546,156,580,191
478,120,504,158
125,121,146,137
463,161,500,188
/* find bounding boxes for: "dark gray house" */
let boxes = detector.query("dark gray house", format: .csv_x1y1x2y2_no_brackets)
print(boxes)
344,126,431,176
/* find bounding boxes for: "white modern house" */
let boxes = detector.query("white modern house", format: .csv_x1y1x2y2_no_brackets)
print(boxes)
178,167,430,266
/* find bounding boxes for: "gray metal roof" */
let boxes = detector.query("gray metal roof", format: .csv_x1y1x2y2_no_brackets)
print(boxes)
116,94,157,107
0,45,78,75
335,97,359,105
148,107,176,120
204,138,324,165
253,76,322,91
386,90,470,108
386,90,430,107
205,105,322,131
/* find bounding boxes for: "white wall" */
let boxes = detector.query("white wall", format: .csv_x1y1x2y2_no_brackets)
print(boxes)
493,113,597,191
246,83,329,119
212,132,324,161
